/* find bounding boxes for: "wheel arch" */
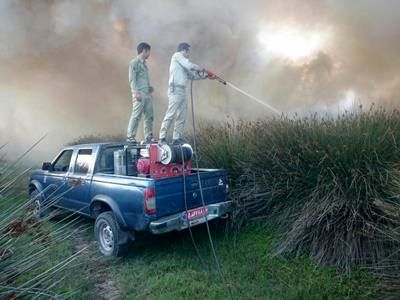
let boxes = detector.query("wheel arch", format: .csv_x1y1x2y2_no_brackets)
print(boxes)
29,180,43,194
90,194,128,229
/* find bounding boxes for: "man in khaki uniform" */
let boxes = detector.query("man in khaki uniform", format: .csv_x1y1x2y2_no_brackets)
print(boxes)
127,42,154,144
159,42,216,145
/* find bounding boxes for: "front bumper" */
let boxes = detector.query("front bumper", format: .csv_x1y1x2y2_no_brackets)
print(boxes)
149,201,232,234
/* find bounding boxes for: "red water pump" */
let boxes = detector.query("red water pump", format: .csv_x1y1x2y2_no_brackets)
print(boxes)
137,144,193,179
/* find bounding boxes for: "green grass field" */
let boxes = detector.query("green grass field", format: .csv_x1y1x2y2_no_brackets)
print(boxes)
113,222,376,299
0,191,377,299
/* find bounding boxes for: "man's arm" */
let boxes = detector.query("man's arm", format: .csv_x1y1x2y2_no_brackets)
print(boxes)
174,52,203,72
188,70,208,80
129,60,142,100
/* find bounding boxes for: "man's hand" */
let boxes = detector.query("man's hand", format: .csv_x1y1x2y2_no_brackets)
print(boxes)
207,70,218,80
135,91,142,101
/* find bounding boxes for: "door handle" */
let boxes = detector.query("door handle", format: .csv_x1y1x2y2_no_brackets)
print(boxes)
68,178,85,187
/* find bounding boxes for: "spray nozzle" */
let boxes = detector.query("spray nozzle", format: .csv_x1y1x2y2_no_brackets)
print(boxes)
207,70,227,85
216,76,227,85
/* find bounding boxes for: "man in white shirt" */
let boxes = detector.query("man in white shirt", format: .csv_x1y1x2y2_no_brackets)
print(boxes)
159,42,216,144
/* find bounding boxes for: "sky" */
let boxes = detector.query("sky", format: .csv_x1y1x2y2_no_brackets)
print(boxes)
1,0,400,162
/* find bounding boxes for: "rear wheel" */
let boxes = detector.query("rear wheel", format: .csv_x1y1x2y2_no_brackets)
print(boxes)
94,211,130,257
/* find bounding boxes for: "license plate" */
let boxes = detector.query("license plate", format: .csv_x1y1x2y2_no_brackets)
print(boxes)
186,206,208,220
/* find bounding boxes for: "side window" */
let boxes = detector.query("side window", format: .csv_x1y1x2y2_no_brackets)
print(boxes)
96,147,123,173
74,149,93,175
53,150,73,172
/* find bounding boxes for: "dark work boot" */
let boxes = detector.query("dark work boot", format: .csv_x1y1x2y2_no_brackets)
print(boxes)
126,137,137,144
145,135,155,144
158,138,167,145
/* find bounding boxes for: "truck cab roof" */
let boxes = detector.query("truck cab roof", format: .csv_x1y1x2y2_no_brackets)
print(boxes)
66,142,123,149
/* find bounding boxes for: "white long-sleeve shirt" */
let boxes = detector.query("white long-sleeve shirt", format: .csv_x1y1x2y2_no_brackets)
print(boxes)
168,52,207,88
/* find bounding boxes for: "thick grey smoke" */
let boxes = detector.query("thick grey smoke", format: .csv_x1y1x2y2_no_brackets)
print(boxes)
1,0,400,162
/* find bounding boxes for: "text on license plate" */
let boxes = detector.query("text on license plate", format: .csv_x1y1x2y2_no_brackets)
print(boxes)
187,206,208,220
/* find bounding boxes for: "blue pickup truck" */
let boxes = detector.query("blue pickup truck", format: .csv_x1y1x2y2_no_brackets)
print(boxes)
29,143,231,256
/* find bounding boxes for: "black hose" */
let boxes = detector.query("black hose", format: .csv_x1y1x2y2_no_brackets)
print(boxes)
189,80,234,300
180,145,210,274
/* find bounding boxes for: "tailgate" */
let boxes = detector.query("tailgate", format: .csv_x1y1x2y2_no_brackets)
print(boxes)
154,169,228,218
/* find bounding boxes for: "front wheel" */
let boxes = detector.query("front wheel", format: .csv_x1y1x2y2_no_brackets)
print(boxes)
30,189,49,219
94,211,130,257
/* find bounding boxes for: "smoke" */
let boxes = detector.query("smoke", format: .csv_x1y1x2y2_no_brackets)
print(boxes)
1,0,400,162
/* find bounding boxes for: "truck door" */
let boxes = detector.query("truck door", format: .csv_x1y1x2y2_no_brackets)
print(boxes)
63,148,95,214
42,149,73,208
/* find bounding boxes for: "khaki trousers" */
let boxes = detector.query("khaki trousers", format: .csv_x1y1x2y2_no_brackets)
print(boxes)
159,87,187,140
127,93,154,139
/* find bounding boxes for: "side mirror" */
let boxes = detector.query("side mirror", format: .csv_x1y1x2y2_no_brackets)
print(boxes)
42,162,53,171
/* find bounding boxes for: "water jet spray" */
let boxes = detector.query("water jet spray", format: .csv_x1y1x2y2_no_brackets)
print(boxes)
207,71,281,115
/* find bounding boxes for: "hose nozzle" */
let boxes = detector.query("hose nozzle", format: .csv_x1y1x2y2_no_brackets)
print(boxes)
216,76,227,85
207,70,227,85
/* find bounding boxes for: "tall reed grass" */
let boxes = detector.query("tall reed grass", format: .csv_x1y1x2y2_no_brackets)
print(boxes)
196,107,400,276
0,146,88,299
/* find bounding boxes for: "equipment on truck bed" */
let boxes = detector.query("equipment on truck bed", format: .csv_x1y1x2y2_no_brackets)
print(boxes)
114,143,193,179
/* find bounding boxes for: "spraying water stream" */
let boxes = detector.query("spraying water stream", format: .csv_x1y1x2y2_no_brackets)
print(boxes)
225,81,281,115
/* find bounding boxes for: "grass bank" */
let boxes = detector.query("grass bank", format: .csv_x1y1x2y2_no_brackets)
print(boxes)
195,107,400,293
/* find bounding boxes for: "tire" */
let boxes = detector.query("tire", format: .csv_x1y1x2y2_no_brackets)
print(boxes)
30,189,49,219
94,211,130,257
